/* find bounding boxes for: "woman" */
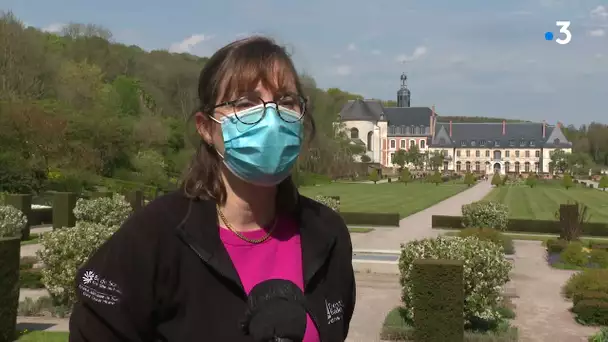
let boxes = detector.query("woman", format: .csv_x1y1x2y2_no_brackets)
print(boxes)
69,36,356,342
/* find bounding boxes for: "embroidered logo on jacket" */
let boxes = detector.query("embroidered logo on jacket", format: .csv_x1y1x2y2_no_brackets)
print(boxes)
325,299,344,325
78,269,123,306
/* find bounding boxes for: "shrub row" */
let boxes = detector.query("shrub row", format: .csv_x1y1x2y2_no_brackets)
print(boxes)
564,269,608,326
340,212,400,226
432,215,608,236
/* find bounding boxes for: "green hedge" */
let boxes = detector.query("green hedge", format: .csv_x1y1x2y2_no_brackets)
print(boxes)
340,212,400,226
4,194,32,240
412,259,464,342
432,215,608,236
52,192,77,229
124,190,144,211
31,207,52,226
0,237,20,342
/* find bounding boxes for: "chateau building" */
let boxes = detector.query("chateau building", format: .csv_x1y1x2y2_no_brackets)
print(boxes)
338,73,572,174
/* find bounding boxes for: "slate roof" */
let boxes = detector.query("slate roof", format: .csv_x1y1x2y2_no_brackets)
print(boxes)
384,107,432,126
432,122,572,148
339,99,383,121
338,100,432,128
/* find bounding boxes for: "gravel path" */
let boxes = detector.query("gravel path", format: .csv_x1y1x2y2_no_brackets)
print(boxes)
510,240,599,342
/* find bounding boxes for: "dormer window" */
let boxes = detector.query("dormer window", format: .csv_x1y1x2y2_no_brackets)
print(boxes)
554,138,560,144
460,140,467,146
509,140,515,147
520,140,525,147
439,138,446,144
471,140,476,146
530,140,535,147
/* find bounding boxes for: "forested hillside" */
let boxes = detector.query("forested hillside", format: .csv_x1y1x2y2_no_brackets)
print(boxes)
0,12,364,193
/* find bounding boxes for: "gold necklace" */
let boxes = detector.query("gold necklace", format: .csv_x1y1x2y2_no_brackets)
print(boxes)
217,205,277,244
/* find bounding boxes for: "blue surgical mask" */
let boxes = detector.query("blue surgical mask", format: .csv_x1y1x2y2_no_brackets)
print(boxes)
213,103,303,186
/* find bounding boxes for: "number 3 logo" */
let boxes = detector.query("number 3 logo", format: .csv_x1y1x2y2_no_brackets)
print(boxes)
555,21,572,45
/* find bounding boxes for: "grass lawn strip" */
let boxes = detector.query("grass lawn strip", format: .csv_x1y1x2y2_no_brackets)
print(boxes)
348,227,374,233
442,230,608,244
300,182,468,218
17,331,69,342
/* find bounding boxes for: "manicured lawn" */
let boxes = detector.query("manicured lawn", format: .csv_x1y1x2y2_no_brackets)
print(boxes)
300,182,468,218
17,331,69,341
348,227,374,233
483,185,608,223
442,230,608,244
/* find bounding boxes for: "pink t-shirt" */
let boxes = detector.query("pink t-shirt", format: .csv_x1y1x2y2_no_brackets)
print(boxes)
220,218,320,342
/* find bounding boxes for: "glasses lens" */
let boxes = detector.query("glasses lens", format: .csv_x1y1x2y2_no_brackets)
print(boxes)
232,96,264,124
277,95,305,123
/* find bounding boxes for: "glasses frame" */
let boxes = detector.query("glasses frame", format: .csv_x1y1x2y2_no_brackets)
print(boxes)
210,93,307,125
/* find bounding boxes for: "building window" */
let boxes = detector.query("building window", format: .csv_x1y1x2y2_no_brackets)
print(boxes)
367,131,373,151
520,140,526,147
390,153,395,164
475,150,480,157
485,150,490,157
534,162,540,171
425,127,430,134
460,140,467,146
535,150,540,158
439,138,446,144
400,140,406,149
466,150,471,157
480,140,486,146
524,162,530,173
530,140,535,147
390,139,396,149
456,161,461,172
420,140,426,148
395,126,401,135
554,138,561,145
456,150,461,157
350,128,359,139
442,150,448,157
525,151,530,158
475,161,480,171
410,140,416,147
415,126,420,135
515,150,520,157
509,140,515,146
494,140,500,147
466,161,471,172
515,162,520,173
471,140,477,147
443,161,448,171
505,162,510,172
505,150,510,157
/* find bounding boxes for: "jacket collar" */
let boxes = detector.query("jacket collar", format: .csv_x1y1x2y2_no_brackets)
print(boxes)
175,194,337,295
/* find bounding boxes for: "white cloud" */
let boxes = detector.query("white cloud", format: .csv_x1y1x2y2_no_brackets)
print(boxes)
42,23,66,33
347,43,357,51
334,65,352,76
588,29,606,37
590,5,608,20
169,34,212,53
395,46,428,63
371,49,381,55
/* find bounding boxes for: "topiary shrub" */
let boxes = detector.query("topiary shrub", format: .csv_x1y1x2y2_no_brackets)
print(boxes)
73,193,132,227
590,249,608,268
563,269,608,300
37,222,119,306
546,239,569,254
0,206,24,341
52,192,77,229
560,242,588,267
399,236,512,325
457,228,514,255
573,299,608,325
412,259,464,342
0,205,28,238
572,291,608,306
313,195,340,212
461,201,509,231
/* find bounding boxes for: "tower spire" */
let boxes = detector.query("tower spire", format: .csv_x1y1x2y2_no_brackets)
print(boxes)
397,66,411,107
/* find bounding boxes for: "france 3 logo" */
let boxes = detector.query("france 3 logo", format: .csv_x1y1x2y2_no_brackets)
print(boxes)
544,21,572,45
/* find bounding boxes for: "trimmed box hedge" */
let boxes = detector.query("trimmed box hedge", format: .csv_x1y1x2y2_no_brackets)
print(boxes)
125,190,144,211
4,194,32,240
52,192,77,229
0,237,20,342
340,212,400,226
432,215,608,237
412,259,464,342
31,207,52,226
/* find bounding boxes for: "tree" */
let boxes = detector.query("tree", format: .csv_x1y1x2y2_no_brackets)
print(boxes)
491,173,502,187
464,172,475,187
369,169,379,184
429,171,442,186
563,173,573,189
526,173,538,188
405,145,422,170
400,168,411,185
599,175,608,190
549,149,569,174
428,151,445,171
392,149,406,170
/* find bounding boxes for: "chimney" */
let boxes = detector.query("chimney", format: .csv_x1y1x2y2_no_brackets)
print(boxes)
502,120,506,135
542,120,546,138
449,120,452,137
430,105,436,135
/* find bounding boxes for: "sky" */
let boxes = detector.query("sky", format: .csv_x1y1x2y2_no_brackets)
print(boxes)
2,0,608,126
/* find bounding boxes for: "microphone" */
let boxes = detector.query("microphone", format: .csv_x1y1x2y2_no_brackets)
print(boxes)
241,279,308,342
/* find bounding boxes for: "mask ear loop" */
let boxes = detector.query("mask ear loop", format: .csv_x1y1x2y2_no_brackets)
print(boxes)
200,107,226,160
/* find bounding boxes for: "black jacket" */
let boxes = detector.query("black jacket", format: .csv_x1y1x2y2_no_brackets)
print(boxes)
69,191,356,342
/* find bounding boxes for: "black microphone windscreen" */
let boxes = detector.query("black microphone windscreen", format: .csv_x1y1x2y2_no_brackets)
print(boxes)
242,279,308,342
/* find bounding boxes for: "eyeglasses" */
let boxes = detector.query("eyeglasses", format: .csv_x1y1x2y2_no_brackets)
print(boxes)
212,92,307,125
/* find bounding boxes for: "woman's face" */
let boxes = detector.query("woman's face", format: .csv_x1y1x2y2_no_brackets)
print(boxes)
196,78,299,155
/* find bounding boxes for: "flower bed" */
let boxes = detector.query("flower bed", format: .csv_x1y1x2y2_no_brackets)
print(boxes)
546,239,608,270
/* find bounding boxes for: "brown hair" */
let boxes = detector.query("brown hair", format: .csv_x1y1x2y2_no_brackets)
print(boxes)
182,36,315,214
